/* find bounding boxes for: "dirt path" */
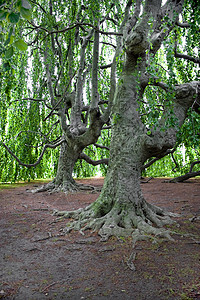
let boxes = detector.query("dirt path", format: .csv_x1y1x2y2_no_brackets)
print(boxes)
0,178,200,300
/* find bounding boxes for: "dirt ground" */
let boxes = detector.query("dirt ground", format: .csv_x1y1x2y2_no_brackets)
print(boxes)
0,177,200,300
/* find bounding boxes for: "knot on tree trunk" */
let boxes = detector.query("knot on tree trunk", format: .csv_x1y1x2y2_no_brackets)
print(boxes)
145,130,176,157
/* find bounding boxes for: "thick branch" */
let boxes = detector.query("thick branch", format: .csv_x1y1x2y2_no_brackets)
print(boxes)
169,171,200,183
150,0,184,56
94,143,110,151
79,153,109,166
70,29,93,130
145,81,200,157
189,160,200,173
142,149,175,170
174,51,200,65
176,20,190,28
91,24,99,109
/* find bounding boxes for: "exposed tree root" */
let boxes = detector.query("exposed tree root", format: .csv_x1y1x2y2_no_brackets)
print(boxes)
31,180,99,194
54,199,180,270
53,198,179,240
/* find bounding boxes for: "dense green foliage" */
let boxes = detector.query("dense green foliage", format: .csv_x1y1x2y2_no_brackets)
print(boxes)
0,0,199,182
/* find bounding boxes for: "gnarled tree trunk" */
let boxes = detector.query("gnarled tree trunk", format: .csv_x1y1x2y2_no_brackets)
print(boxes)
49,141,81,192
54,77,179,240
35,140,82,193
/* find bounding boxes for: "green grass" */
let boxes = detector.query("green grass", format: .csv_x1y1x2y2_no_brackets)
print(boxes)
0,179,52,190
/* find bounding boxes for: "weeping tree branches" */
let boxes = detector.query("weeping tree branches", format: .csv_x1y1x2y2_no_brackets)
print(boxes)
1,139,64,168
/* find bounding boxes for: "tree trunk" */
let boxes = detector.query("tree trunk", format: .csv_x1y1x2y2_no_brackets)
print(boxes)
52,141,80,192
55,77,176,240
88,76,175,240
36,140,82,193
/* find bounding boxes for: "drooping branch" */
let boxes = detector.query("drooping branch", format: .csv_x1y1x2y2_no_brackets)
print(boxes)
1,139,65,168
171,152,180,172
79,153,109,166
101,0,132,123
176,20,190,28
29,0,47,14
100,63,112,70
44,44,56,107
28,21,123,40
189,160,200,173
168,171,200,183
174,32,200,65
142,149,175,170
8,98,51,109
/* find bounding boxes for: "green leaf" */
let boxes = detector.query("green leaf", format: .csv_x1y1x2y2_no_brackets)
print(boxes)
8,27,13,38
3,62,10,71
21,0,31,10
4,36,10,46
0,33,4,42
20,7,32,20
14,39,28,51
5,46,14,59
0,10,7,20
9,35,14,44
8,12,20,24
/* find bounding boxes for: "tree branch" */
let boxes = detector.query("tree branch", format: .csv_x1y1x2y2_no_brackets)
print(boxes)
91,22,100,109
174,51,200,65
94,143,110,151
176,20,190,28
43,71,76,122
168,171,200,183
1,139,65,168
189,160,200,173
142,149,175,170
79,153,109,166
8,98,51,109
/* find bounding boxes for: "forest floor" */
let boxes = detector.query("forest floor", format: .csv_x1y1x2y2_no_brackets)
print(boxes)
0,177,200,300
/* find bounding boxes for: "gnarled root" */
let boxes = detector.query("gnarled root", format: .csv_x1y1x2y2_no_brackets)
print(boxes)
54,198,179,270
31,180,98,194
53,199,179,241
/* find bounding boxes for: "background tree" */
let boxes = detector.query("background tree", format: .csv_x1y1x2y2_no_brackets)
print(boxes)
0,0,117,189
55,0,200,241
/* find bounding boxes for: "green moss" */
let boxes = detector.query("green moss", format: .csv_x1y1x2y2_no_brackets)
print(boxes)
0,179,51,190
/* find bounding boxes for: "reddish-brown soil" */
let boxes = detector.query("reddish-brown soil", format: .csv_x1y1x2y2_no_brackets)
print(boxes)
0,177,200,300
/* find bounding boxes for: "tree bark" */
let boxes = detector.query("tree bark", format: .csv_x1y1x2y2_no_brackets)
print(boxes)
35,140,82,193
55,76,177,240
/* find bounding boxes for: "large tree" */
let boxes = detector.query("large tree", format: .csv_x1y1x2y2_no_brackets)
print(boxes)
55,0,200,240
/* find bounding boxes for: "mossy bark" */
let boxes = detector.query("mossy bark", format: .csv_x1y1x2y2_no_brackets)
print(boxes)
35,141,82,193
55,77,177,239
